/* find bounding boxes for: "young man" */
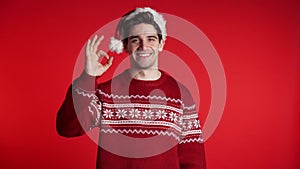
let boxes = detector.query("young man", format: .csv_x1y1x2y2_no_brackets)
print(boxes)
56,7,206,169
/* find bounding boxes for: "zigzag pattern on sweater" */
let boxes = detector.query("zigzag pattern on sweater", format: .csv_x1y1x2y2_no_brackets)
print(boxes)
100,128,181,142
101,119,182,132
100,129,203,144
97,89,184,104
74,88,97,99
180,137,203,144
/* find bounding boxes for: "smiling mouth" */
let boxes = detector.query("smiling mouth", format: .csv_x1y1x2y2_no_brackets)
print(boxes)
136,52,152,58
139,53,151,56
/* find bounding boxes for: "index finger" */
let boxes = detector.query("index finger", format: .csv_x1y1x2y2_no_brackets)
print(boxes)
98,50,110,60
94,35,104,48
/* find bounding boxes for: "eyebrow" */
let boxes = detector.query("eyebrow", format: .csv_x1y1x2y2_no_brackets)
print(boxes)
147,35,158,39
128,35,158,39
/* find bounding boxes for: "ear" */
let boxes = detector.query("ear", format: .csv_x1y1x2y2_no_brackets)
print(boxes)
158,39,165,52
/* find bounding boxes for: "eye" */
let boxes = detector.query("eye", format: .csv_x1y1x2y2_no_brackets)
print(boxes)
130,38,139,43
148,38,156,42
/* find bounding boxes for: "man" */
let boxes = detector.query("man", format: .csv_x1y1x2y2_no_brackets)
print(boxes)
56,7,206,169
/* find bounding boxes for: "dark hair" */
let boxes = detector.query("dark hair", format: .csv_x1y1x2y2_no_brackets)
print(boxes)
116,11,163,47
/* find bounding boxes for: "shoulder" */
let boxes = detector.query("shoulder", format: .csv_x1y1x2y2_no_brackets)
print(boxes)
97,70,130,93
160,70,194,103
161,70,191,93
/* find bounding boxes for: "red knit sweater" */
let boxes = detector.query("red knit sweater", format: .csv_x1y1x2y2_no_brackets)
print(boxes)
56,70,206,169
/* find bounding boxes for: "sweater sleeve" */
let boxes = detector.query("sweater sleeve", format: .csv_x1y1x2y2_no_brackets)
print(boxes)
56,72,102,137
178,90,206,169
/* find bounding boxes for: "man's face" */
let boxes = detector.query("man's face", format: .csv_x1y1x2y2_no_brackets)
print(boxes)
126,23,165,69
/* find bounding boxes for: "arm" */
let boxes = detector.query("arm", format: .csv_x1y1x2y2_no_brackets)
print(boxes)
178,92,206,169
56,35,113,137
56,72,99,137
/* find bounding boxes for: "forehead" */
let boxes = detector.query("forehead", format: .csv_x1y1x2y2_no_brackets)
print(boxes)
128,23,158,37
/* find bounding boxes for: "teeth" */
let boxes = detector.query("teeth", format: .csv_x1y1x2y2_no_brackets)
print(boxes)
138,53,151,57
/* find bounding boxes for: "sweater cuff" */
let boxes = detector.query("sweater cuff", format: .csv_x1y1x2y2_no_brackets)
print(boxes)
72,71,99,91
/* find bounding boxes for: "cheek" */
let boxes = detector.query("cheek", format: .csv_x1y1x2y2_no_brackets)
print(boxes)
150,44,160,51
126,45,137,54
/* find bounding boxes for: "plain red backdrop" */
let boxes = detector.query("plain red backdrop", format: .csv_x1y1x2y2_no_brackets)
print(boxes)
0,0,299,169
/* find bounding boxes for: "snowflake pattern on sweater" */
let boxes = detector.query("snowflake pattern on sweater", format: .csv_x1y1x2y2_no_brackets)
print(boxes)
74,70,203,144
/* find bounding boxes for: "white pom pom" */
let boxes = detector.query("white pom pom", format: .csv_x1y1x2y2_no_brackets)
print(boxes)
109,37,124,54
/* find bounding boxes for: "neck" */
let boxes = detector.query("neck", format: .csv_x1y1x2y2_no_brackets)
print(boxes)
129,68,161,81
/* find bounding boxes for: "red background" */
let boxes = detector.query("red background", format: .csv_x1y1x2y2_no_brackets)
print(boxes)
0,0,299,169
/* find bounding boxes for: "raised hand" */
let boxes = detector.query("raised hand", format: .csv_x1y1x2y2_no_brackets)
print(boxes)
84,35,113,76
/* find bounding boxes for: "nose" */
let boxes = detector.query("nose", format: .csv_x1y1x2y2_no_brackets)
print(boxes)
138,39,147,50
